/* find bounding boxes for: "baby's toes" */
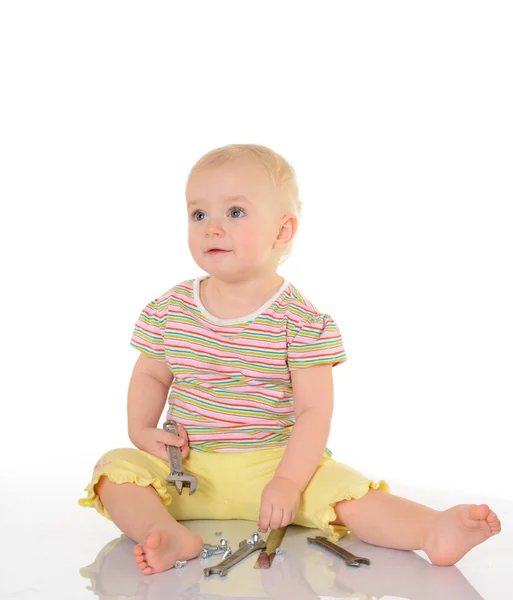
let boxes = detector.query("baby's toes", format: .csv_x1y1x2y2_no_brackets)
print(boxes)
471,504,490,520
134,544,147,567
487,511,501,533
136,557,148,571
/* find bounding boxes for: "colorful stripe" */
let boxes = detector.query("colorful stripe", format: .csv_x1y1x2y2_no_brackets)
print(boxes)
130,278,347,452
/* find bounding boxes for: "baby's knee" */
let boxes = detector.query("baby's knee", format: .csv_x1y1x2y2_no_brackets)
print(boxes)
91,447,169,492
94,473,111,498
91,448,137,489
95,447,139,466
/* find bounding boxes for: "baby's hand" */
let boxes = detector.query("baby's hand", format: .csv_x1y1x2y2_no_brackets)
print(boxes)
258,476,301,532
133,425,190,462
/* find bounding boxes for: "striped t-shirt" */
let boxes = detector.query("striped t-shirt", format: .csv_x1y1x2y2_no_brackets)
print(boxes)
130,276,347,453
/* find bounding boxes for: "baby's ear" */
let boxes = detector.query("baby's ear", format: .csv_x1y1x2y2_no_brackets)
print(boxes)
275,214,298,247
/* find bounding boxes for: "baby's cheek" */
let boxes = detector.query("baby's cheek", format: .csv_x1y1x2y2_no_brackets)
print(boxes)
238,229,268,254
237,228,256,245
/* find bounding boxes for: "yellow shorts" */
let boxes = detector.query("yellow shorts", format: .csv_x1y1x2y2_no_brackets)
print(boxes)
78,446,389,543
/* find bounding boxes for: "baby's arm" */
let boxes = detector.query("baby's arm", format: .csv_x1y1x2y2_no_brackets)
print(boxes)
274,364,334,491
128,353,173,443
127,354,188,460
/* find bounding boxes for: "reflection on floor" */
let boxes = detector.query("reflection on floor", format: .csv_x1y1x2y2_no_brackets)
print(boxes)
80,519,491,600
1,483,509,599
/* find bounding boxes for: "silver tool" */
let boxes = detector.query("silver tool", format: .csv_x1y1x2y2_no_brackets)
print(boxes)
307,536,370,567
203,543,218,550
201,545,217,558
163,420,198,495
201,542,228,559
204,538,266,577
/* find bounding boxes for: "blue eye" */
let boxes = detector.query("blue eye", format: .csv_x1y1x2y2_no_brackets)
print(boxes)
230,208,245,218
192,211,206,221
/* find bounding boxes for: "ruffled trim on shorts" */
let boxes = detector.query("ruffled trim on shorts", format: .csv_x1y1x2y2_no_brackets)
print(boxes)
321,479,390,543
78,470,172,519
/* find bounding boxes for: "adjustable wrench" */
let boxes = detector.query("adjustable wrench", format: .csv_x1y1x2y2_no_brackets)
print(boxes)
163,420,198,495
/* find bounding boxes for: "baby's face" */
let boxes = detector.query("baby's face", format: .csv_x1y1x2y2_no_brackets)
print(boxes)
186,157,285,281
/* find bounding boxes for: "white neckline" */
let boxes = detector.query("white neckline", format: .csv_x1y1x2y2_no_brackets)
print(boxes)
192,276,289,326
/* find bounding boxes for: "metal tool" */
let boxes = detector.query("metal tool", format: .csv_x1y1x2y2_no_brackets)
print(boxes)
254,526,288,569
163,420,198,495
204,538,266,577
201,538,230,559
307,536,370,567
201,545,230,559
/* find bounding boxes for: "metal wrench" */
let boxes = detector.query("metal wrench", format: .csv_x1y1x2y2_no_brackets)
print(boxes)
204,538,266,577
163,420,198,495
307,536,370,567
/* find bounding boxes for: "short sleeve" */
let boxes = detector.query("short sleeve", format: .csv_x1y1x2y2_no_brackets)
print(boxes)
130,298,167,362
287,314,347,370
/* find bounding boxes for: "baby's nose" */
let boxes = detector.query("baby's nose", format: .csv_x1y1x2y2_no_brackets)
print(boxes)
206,220,225,235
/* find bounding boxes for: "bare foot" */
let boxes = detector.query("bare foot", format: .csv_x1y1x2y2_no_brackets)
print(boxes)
133,522,203,575
424,503,501,566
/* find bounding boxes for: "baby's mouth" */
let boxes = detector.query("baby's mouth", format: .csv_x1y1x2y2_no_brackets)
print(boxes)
206,249,231,255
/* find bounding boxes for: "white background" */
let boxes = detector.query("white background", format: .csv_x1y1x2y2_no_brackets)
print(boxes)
1,2,512,505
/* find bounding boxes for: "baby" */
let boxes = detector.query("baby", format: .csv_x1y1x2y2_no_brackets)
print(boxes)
79,143,501,575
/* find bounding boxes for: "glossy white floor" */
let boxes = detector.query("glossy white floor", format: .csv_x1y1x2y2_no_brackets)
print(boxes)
2,479,509,600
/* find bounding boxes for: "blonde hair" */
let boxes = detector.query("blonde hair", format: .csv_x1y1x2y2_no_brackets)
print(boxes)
187,143,302,263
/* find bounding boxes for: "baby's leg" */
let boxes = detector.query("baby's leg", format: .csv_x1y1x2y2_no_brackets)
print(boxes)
96,476,203,575
333,489,501,566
